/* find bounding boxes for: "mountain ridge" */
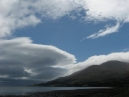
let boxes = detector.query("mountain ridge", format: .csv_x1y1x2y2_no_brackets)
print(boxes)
36,60,129,87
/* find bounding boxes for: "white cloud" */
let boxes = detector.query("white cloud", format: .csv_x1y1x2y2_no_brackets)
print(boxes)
68,51,129,74
83,0,129,38
87,22,120,39
0,0,81,37
83,0,129,21
0,0,129,38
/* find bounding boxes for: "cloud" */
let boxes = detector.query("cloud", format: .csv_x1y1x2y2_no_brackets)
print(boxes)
0,37,129,85
0,0,129,38
83,0,129,21
0,0,41,37
83,0,129,38
87,22,120,39
0,37,76,84
0,66,30,78
0,78,42,86
68,51,129,74
0,0,81,37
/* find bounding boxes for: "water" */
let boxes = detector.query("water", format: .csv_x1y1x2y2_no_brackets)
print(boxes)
0,87,111,95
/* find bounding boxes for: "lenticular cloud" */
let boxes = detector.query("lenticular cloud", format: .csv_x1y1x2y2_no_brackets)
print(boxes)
0,0,129,38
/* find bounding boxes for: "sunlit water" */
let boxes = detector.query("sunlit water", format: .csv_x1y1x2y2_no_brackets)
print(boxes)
0,87,111,95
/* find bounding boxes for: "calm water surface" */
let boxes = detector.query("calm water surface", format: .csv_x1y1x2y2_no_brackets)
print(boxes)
0,87,111,95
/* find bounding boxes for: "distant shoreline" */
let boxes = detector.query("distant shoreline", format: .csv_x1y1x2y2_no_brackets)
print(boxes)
0,86,128,97
0,88,114,97
0,86,111,95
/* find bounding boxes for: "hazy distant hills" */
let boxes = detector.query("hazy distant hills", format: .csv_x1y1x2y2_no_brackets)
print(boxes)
36,61,129,87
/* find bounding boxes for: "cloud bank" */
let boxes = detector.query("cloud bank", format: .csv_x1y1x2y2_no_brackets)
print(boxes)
0,0,129,38
0,37,76,82
0,37,129,85
68,51,129,74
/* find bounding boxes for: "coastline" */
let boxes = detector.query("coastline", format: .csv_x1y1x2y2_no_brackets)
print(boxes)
0,87,129,97
0,88,114,97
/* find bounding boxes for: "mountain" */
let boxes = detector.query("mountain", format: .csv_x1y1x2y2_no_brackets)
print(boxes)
37,60,129,87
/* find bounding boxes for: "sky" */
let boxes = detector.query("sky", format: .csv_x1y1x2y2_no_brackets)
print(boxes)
0,0,129,86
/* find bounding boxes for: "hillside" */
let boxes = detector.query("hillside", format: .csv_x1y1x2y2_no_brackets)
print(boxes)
37,60,129,87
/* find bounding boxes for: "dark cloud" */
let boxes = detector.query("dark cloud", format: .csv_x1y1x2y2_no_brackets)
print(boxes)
0,78,42,86
0,37,76,86
30,58,58,67
0,59,23,66
31,67,68,81
0,66,30,78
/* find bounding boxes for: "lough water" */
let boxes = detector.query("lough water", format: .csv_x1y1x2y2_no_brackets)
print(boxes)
0,87,111,95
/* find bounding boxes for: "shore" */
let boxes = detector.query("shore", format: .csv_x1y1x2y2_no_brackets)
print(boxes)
0,89,129,97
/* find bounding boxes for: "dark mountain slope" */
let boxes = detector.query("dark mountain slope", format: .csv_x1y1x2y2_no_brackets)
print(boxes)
37,60,129,86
